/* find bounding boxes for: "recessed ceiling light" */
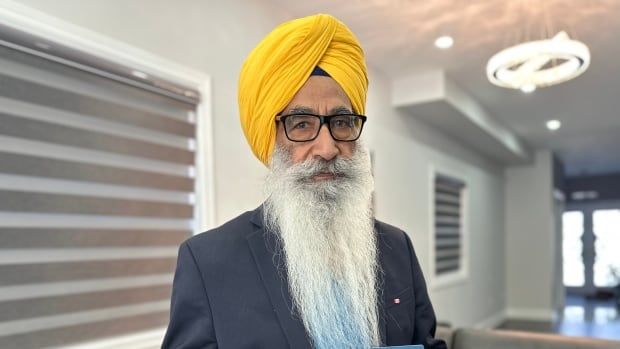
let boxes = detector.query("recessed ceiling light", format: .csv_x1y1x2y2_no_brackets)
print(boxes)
520,83,536,93
434,36,454,49
546,119,561,131
131,70,149,79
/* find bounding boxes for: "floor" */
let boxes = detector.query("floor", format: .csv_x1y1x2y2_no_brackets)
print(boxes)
499,294,620,341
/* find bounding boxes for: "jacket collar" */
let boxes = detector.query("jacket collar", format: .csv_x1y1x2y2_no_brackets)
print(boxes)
249,204,264,228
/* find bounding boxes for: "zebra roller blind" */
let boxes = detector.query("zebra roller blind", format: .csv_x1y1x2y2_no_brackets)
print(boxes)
0,38,197,347
434,173,465,276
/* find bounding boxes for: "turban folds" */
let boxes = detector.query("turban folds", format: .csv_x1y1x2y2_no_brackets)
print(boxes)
238,14,368,165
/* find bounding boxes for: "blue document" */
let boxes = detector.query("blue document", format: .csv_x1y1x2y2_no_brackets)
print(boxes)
372,346,424,349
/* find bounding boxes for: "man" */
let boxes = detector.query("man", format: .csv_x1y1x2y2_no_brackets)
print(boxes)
163,14,446,349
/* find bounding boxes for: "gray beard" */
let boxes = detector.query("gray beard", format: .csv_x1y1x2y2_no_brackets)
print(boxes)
263,143,381,348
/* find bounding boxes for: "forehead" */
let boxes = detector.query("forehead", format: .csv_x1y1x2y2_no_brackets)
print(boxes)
283,76,352,113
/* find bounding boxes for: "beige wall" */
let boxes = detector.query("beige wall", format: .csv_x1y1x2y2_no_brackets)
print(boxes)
17,0,508,328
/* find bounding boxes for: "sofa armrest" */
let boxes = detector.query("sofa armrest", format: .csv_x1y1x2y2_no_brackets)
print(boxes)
452,328,620,349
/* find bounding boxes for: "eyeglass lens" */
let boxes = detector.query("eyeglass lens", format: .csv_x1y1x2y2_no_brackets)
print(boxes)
284,114,363,141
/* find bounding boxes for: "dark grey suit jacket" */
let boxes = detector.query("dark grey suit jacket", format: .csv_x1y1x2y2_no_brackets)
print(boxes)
162,206,446,349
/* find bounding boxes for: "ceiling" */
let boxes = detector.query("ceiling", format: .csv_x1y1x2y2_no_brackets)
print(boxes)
267,0,620,177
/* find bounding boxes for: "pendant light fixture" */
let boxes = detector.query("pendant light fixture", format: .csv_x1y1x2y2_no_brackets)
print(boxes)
486,31,590,91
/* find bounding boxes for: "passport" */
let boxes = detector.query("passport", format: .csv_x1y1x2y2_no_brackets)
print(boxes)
372,346,424,349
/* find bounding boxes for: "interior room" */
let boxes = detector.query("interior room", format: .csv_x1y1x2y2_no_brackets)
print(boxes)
0,0,619,348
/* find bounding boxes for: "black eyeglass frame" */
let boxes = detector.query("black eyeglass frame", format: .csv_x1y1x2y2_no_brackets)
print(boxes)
276,113,367,142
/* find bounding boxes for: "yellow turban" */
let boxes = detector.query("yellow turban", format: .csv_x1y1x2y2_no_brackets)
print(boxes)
238,14,368,166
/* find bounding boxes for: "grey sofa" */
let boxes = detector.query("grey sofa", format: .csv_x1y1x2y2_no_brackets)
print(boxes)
435,326,620,349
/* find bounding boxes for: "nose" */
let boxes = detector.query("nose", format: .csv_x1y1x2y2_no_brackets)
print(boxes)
311,124,339,161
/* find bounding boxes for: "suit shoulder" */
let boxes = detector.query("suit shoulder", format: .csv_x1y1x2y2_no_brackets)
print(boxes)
375,219,408,242
375,219,420,260
184,210,258,252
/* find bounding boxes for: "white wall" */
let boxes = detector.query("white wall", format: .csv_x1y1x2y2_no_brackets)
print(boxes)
15,0,508,329
365,70,506,327
505,150,560,320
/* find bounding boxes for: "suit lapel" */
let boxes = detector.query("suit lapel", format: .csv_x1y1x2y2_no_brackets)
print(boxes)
379,304,388,345
246,207,312,349
377,223,389,345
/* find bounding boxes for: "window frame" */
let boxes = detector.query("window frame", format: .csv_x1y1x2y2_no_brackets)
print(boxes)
0,2,215,347
428,165,470,289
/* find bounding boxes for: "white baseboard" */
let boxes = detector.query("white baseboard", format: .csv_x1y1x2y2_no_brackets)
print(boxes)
473,310,506,329
505,307,555,321
52,328,166,349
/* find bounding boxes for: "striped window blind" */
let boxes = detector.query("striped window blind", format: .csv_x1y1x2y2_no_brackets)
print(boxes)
0,35,197,348
434,174,465,276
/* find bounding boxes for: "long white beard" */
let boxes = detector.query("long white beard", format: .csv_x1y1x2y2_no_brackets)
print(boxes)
264,144,381,348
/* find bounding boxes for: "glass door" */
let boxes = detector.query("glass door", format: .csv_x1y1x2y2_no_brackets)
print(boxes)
563,211,586,289
593,209,620,289
564,203,620,296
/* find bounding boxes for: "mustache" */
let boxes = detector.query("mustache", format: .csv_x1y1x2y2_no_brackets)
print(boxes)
286,157,355,182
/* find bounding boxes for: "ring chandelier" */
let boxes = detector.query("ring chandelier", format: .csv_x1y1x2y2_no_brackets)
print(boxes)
487,31,590,91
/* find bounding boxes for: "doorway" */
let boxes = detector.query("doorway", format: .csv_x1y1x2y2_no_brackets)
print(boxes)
563,202,620,297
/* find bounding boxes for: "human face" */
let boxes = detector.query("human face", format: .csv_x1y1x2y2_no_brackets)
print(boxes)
276,76,356,172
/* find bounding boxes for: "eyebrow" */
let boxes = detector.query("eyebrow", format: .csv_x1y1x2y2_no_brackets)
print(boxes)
330,106,352,115
286,105,353,115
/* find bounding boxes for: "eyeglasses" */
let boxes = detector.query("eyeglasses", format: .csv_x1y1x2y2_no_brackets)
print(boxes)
277,113,367,142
